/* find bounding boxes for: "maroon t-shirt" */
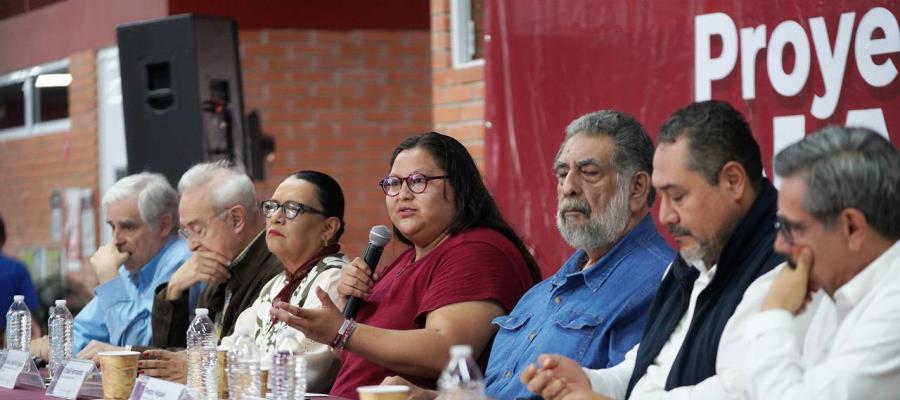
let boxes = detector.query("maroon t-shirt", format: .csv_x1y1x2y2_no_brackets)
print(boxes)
330,227,535,399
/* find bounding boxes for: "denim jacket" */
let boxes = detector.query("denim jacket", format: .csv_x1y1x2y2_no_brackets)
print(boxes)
485,216,674,399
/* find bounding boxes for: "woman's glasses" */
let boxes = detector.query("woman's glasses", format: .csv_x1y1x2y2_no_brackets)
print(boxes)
261,200,325,220
379,173,449,196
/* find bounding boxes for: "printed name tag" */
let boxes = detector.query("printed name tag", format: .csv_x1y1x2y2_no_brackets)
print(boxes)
48,360,94,399
131,376,186,400
0,350,29,388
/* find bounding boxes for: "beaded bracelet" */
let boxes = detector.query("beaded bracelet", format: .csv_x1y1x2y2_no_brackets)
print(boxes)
331,318,356,349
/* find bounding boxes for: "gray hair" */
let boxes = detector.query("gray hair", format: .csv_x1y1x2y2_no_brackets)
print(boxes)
774,126,900,239
559,110,656,207
178,160,259,220
102,172,178,233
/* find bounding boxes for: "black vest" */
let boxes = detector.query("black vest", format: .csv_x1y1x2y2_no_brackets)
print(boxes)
625,181,784,397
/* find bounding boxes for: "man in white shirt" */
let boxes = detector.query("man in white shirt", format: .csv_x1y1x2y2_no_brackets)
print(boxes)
520,100,785,400
746,126,900,399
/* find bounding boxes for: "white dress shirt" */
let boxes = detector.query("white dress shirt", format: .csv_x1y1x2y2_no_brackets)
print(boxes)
744,240,900,400
585,261,801,400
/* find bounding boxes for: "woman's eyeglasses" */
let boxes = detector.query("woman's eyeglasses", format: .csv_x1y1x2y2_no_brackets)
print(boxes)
261,200,325,220
379,173,449,196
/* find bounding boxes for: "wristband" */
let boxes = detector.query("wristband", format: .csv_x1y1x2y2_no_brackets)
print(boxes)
338,319,358,349
330,318,353,348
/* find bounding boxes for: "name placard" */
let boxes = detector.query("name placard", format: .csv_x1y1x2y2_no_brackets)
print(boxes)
0,350,29,388
47,360,95,399
130,375,187,400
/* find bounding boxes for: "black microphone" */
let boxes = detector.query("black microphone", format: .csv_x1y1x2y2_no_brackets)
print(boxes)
343,225,392,319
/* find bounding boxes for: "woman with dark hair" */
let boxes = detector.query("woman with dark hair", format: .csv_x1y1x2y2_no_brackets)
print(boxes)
224,170,348,392
271,132,539,398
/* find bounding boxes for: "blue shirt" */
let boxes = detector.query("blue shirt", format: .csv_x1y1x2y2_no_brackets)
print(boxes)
0,252,40,331
73,236,190,352
485,216,674,399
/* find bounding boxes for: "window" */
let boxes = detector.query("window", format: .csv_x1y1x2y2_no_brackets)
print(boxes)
0,82,25,130
451,0,485,68
0,59,71,138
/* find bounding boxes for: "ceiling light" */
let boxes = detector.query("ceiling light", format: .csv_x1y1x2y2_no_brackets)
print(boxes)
35,73,72,88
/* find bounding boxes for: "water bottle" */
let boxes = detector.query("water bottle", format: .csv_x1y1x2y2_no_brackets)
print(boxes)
438,345,485,400
187,308,218,400
270,330,307,400
227,327,261,399
5,295,31,352
48,299,74,376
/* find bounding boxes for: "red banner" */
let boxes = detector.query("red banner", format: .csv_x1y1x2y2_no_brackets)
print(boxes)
485,0,899,276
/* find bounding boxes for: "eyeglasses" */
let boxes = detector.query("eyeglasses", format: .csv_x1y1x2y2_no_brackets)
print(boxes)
178,208,231,240
379,173,449,197
261,199,325,220
774,215,801,246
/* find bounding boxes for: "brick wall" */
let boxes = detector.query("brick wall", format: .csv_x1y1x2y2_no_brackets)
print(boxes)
0,50,101,301
430,0,486,166
240,29,433,259
0,28,433,300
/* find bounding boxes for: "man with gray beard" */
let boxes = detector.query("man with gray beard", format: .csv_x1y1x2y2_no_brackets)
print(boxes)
382,110,674,399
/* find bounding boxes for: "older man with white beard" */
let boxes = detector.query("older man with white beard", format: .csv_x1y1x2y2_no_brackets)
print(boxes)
381,110,674,399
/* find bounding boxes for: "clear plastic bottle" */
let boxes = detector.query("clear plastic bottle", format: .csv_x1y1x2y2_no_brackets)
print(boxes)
293,345,307,400
5,295,31,352
270,330,307,400
227,327,261,399
438,345,485,400
48,299,74,376
187,308,218,400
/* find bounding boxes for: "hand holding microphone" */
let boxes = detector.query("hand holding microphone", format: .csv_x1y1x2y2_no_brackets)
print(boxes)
342,225,392,319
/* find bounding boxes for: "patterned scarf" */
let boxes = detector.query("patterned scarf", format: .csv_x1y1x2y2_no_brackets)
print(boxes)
270,243,341,323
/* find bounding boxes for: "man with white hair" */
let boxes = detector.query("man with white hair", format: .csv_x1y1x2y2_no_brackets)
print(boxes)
33,172,191,361
137,161,282,381
152,160,281,346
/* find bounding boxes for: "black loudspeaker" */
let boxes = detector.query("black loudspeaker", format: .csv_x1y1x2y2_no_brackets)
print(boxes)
117,14,250,185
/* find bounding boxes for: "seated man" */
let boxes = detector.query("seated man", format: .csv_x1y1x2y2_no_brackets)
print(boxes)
34,172,191,361
746,126,900,399
139,161,282,380
385,110,674,399
522,100,784,399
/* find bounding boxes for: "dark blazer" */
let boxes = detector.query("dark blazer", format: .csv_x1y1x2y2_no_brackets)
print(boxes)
625,180,784,398
150,231,282,348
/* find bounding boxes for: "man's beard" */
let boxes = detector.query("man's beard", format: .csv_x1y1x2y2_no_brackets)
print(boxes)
556,181,631,251
669,213,740,267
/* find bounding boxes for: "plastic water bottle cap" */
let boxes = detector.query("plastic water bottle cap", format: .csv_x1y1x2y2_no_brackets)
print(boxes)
13,295,24,302
449,345,472,358
195,308,209,316
55,300,67,306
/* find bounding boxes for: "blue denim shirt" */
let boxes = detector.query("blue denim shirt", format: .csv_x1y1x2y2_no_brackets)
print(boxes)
73,236,190,352
485,216,674,399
